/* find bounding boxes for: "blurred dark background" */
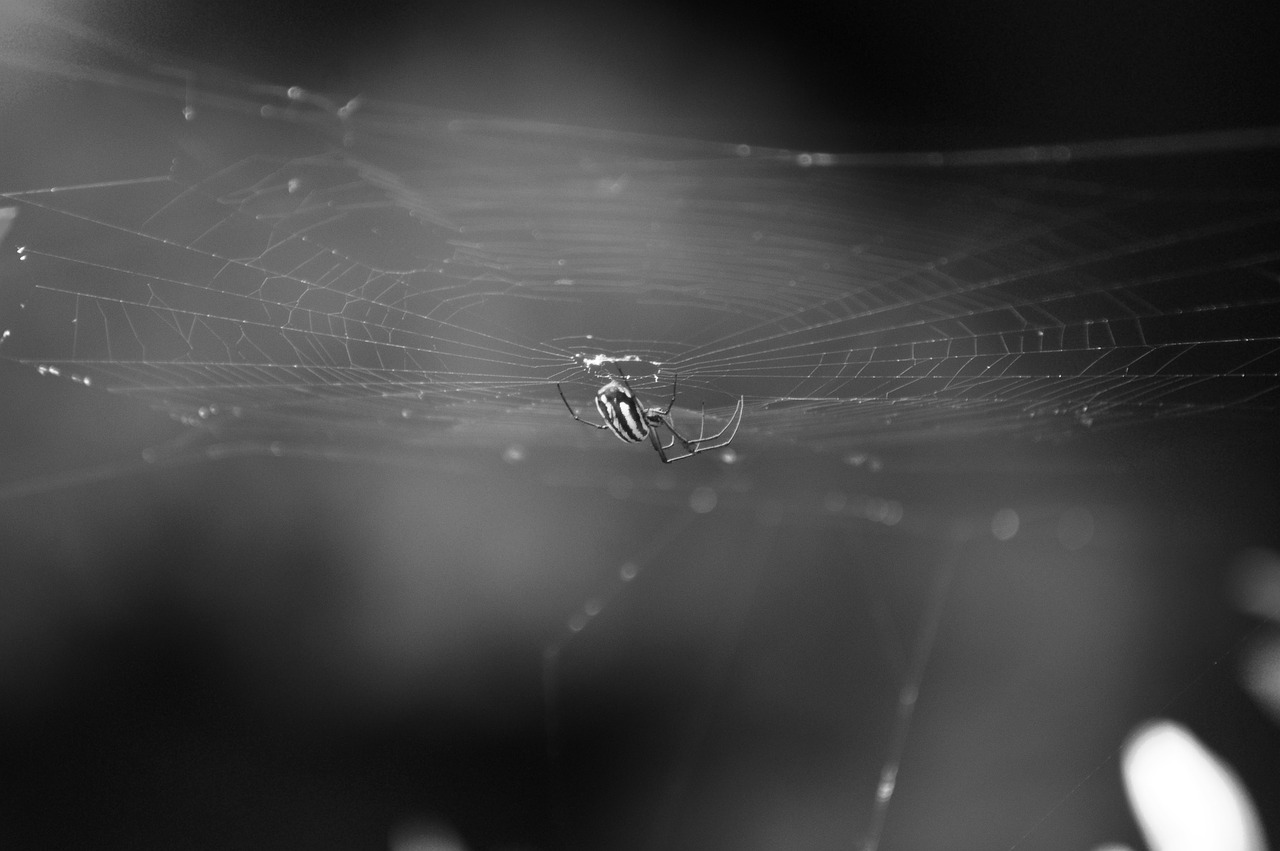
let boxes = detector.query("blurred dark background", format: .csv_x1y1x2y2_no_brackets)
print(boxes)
66,0,1280,146
3,1,1280,850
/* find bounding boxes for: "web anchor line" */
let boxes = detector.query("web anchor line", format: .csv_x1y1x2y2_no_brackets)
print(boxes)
862,532,968,851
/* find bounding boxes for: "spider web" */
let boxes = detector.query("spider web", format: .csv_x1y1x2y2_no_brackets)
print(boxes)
2,14,1280,851
2,46,1278,460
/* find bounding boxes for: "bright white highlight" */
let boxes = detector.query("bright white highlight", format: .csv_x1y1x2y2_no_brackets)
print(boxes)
1121,720,1266,851
580,352,650,371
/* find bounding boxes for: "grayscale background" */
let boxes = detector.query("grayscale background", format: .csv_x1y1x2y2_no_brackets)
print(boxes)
2,2,1278,849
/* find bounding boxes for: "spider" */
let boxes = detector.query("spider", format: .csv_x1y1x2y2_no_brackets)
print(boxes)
556,367,744,463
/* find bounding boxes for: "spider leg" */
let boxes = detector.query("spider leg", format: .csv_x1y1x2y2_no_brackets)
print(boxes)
660,396,745,462
653,373,679,417
661,408,703,456
556,383,610,430
688,396,743,446
646,421,671,463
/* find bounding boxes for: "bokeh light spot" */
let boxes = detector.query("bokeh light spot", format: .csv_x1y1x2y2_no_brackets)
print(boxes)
992,508,1019,541
1122,720,1265,851
689,486,717,514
